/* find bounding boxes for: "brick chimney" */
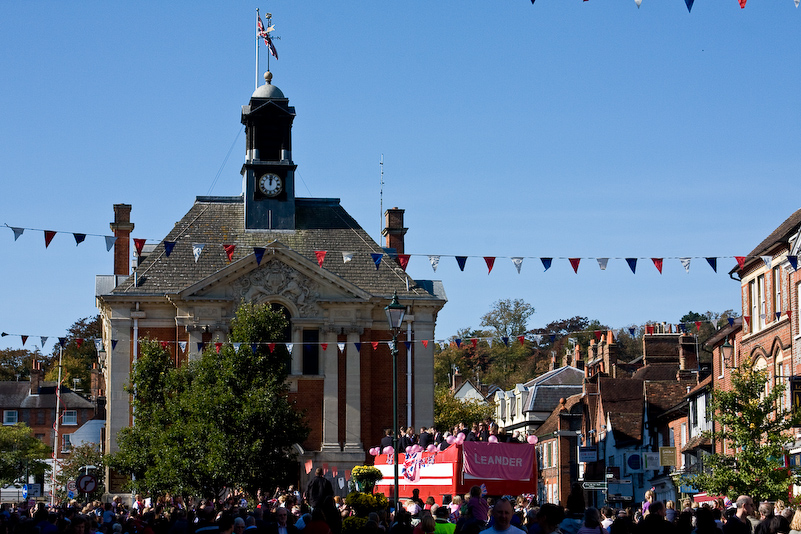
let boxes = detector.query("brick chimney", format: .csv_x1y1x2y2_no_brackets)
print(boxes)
382,207,407,255
30,361,42,395
452,369,464,392
110,204,134,276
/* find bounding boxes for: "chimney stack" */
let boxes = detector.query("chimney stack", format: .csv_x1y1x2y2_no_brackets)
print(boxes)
110,204,134,276
30,361,42,395
382,207,407,255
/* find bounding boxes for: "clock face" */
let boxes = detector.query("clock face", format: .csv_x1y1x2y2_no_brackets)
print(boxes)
258,173,283,197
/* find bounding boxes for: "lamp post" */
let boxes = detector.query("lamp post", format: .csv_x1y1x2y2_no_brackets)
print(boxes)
721,339,734,368
384,291,405,511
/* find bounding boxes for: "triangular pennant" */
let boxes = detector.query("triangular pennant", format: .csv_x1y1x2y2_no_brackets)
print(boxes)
776,312,782,322
541,258,552,272
685,0,694,11
628,327,635,336
739,0,746,7
215,342,223,354
569,258,580,273
706,257,717,272
645,325,654,335
635,0,642,6
761,256,772,268
501,336,509,347
252,343,260,354
397,254,411,271
679,323,686,333
597,258,609,270
743,315,750,325
487,338,494,348
337,342,345,352
471,338,478,348
21,335,27,346
354,342,362,352
371,253,383,270
76,338,84,348
179,341,187,352
787,310,794,321
285,343,293,353
455,338,462,348
626,258,637,274
111,339,118,350
788,256,798,271
511,257,523,274
387,340,395,351
11,227,24,241
58,337,68,348
233,342,242,352
594,331,602,341
224,244,236,262
192,243,205,262
133,238,146,256
735,256,746,270
517,335,525,346
197,342,205,352
315,250,327,267
680,258,691,273
94,339,103,352
652,258,663,274
105,235,117,251
695,321,702,332
253,247,266,265
484,257,495,274
73,233,86,246
342,252,354,264
533,334,542,344
727,317,734,327
371,341,379,351
549,334,556,343
404,341,412,351
428,255,440,272
160,341,169,349
321,343,328,351
164,241,176,257
40,336,48,347
421,340,428,348
44,230,56,248
455,256,467,271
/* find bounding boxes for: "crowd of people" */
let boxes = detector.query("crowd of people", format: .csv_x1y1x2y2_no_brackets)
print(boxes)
378,420,532,454
2,478,798,534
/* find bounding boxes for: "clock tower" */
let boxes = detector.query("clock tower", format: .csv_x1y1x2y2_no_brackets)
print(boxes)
241,71,297,230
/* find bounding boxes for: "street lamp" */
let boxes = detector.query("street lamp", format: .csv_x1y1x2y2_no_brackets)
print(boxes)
384,291,405,510
721,339,734,368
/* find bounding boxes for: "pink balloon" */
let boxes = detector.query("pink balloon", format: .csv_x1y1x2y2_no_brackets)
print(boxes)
383,446,394,455
446,435,456,445
426,444,437,452
405,446,412,453
527,435,538,445
457,432,466,441
488,435,498,443
456,435,465,445
369,447,377,456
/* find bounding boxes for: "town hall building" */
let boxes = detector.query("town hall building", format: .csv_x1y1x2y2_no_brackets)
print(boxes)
95,71,446,494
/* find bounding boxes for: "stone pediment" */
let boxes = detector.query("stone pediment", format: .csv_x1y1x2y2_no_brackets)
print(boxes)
178,245,371,318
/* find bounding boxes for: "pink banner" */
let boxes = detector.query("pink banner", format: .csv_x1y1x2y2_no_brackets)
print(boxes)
462,442,534,481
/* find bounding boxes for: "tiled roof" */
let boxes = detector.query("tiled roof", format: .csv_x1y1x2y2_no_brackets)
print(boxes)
0,382,94,410
682,434,712,453
109,197,444,302
632,363,679,381
599,378,644,443
645,382,692,416
535,394,583,438
732,207,801,274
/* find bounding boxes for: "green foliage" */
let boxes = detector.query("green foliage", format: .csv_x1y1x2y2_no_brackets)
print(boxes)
54,442,104,502
0,348,42,381
0,423,50,487
109,302,308,498
342,516,367,534
45,316,102,392
434,385,496,433
683,361,801,502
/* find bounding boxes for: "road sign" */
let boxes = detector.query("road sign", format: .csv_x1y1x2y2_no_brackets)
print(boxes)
22,485,28,499
67,480,77,493
76,474,97,494
67,490,75,500
582,481,607,490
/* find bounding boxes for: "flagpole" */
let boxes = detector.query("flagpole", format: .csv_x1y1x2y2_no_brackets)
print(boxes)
255,8,260,90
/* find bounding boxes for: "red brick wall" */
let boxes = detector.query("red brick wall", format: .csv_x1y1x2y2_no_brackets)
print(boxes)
362,328,409,450
290,379,323,451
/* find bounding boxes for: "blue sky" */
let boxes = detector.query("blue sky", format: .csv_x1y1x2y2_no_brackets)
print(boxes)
1,2,799,351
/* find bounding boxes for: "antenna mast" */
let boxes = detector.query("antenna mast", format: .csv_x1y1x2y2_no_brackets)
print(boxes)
379,154,385,243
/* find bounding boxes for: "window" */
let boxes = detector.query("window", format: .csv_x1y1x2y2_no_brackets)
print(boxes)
302,329,320,375
758,275,766,330
3,410,18,425
62,410,77,425
61,433,72,452
773,266,783,318
775,351,787,411
680,423,687,446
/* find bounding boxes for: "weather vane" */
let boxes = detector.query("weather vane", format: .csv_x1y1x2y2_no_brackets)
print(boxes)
255,9,280,89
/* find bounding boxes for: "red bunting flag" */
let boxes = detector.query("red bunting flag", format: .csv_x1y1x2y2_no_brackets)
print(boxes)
787,311,793,321
743,315,750,325
695,321,702,332
739,0,746,7
397,254,410,271
484,257,496,274
371,341,379,350
305,459,313,474
322,463,329,474
44,230,56,248
268,343,275,353
215,342,222,353
315,250,327,267
594,330,602,341
160,341,169,349
321,343,328,351
569,258,581,273
133,238,146,256
223,244,236,262
645,325,654,335
332,466,338,477
652,258,663,274
21,335,27,346
471,338,478,348
422,340,429,348
76,338,84,348
517,335,525,346
735,256,747,270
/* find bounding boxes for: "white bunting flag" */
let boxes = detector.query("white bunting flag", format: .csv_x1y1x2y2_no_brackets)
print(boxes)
94,339,103,352
680,257,691,273
179,341,187,353
285,343,293,354
533,334,543,344
429,255,440,272
487,338,493,348
233,342,242,352
192,243,205,262
337,342,345,353
342,252,354,263
511,257,524,274
388,341,396,351
105,236,117,251
635,0,642,6
761,256,772,268
597,258,609,270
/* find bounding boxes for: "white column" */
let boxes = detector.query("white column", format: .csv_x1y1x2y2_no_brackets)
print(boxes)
343,331,363,452
321,330,340,451
291,327,302,375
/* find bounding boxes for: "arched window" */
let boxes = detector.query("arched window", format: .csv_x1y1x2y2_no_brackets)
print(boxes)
755,356,768,400
775,349,786,411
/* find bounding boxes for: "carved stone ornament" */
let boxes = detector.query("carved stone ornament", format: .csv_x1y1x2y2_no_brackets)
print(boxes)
232,259,321,317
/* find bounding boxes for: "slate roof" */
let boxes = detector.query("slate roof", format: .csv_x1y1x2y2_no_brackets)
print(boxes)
109,197,444,302
0,382,94,410
632,363,679,382
523,366,585,413
731,207,801,275
535,394,583,438
645,381,692,418
598,377,644,443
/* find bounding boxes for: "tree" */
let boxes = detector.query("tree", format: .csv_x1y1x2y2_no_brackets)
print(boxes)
54,442,104,502
684,361,801,502
109,302,309,498
0,423,50,487
480,299,535,340
45,315,102,392
0,348,42,381
433,386,496,434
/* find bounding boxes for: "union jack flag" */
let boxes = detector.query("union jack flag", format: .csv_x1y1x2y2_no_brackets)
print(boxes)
257,15,278,59
401,452,422,482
